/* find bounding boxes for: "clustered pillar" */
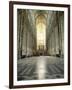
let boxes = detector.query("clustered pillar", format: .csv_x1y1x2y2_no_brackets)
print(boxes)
17,9,36,59
47,11,64,57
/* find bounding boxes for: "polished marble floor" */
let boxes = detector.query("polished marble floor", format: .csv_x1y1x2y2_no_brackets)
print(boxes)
17,56,64,81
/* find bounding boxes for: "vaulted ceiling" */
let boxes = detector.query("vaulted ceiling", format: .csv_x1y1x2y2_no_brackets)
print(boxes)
26,9,57,40
18,9,63,41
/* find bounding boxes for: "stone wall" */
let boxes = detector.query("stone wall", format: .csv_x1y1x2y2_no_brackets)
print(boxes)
47,11,64,57
17,9,36,59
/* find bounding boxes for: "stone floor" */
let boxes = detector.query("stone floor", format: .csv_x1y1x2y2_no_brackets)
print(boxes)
17,56,64,81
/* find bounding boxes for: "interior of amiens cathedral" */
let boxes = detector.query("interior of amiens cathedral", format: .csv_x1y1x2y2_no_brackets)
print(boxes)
17,9,64,81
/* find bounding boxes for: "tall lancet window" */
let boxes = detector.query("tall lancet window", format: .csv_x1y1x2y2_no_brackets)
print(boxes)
36,15,46,50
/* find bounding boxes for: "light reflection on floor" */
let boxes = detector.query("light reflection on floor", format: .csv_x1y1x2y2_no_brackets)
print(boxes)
36,56,46,79
17,56,64,81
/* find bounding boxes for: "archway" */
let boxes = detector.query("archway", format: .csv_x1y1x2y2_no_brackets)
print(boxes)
36,15,46,55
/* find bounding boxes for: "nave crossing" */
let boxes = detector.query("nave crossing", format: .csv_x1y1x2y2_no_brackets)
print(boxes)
17,9,64,81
